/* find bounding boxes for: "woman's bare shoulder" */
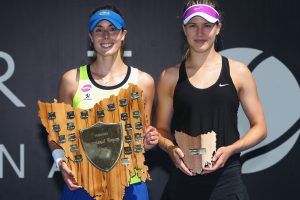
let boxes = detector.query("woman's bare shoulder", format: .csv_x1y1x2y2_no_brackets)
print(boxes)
60,68,78,83
228,59,251,76
160,63,181,82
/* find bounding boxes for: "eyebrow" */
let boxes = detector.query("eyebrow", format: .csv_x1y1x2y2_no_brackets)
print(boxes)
185,22,197,26
95,24,114,28
187,21,213,25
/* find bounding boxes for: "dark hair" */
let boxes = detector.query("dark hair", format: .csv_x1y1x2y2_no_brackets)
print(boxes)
89,5,126,60
182,0,223,59
89,5,124,19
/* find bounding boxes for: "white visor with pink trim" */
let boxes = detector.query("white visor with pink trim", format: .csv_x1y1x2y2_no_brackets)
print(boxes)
183,4,220,24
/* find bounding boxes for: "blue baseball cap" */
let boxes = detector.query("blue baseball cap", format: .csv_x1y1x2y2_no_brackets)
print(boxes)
89,9,126,32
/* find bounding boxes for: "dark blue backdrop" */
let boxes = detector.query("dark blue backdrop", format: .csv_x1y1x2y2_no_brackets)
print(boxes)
0,0,299,199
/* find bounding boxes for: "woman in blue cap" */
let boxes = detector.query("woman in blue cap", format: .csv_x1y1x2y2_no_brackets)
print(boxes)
157,0,267,199
49,5,159,200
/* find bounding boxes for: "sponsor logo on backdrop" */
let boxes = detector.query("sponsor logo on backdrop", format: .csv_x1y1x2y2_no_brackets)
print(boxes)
0,144,24,178
0,144,57,179
0,51,25,107
220,48,300,174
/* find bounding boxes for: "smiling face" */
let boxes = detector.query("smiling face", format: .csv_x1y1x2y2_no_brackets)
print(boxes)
183,16,221,54
89,20,127,57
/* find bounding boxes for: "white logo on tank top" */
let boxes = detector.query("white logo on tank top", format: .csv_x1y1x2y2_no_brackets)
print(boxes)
219,83,229,87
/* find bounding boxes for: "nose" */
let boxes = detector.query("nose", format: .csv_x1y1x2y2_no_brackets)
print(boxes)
102,30,109,39
196,27,204,36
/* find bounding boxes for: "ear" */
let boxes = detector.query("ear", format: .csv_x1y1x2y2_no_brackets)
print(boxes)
216,22,222,35
121,29,127,41
182,24,187,35
89,33,93,43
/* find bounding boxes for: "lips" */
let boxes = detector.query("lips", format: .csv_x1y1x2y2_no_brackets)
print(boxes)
194,39,207,43
100,43,113,48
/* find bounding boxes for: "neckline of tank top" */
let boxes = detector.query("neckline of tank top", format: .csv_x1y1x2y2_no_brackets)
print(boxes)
86,64,131,90
183,59,225,91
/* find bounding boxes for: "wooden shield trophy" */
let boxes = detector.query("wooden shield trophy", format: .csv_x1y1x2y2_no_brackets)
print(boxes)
38,84,149,200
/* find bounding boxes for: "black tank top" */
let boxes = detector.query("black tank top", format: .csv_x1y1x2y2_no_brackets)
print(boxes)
171,56,240,148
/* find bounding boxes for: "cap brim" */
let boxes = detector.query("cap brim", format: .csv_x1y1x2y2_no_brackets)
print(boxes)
183,12,219,24
90,17,123,32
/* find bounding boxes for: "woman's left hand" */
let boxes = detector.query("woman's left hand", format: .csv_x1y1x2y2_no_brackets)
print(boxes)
144,126,159,150
201,145,234,174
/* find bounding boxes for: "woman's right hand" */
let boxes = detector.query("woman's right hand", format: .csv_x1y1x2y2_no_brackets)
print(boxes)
59,161,82,190
168,146,195,176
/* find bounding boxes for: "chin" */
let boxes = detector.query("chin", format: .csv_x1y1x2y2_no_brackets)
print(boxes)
193,44,214,53
192,47,209,54
100,49,118,56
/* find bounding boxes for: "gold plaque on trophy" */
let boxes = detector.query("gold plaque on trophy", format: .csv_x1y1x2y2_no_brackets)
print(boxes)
80,122,123,172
